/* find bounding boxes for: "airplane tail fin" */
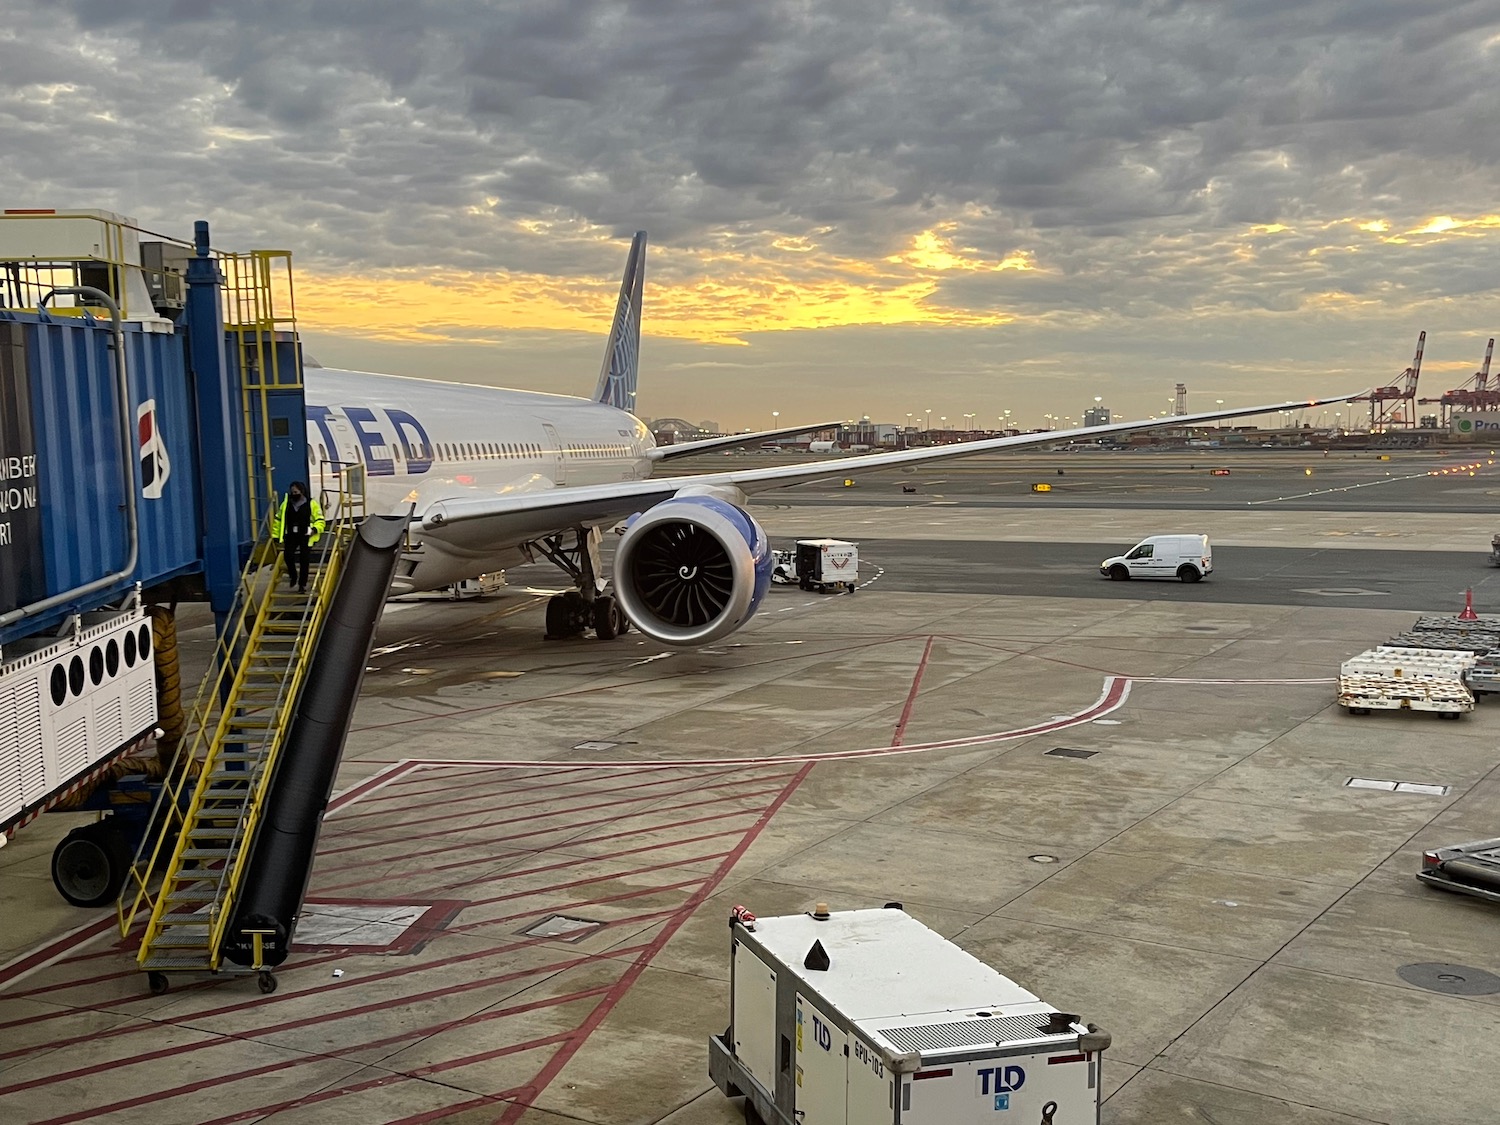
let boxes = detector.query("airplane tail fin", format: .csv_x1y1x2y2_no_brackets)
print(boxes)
593,231,646,413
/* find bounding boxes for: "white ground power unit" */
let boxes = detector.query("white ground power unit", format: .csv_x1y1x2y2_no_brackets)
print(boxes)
709,906,1111,1124
795,539,859,593
0,605,158,833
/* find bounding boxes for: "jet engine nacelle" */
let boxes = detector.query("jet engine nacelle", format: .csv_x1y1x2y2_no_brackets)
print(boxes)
614,494,772,646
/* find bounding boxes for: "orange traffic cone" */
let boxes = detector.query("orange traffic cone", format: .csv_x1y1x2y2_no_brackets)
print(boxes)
1459,588,1480,622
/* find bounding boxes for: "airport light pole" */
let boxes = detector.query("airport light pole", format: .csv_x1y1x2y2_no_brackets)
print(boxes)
1216,399,1224,430
924,408,932,432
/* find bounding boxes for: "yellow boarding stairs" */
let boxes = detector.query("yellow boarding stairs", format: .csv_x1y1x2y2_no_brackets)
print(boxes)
119,473,364,994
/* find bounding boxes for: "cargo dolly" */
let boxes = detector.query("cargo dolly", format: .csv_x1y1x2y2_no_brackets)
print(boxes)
1337,646,1475,719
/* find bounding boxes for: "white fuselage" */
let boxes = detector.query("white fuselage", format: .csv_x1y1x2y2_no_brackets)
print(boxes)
304,368,654,589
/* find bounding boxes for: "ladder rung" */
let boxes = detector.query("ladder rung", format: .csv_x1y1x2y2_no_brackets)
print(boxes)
166,888,220,904
154,914,210,928
142,955,214,969
180,848,232,861
208,767,263,780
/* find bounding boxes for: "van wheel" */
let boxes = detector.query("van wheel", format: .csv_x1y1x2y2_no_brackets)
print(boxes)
1177,565,1202,583
1108,565,1130,581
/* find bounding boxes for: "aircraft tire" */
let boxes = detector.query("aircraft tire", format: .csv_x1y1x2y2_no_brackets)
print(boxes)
547,593,590,637
545,595,571,637
594,595,620,640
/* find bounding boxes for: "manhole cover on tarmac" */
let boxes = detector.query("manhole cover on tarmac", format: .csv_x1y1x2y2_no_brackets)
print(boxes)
1397,963,1500,995
1046,747,1098,759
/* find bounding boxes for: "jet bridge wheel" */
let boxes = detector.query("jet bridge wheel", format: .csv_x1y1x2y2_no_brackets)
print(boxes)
51,820,131,908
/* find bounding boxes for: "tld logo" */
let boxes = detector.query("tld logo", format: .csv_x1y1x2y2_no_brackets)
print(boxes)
977,1065,1025,1096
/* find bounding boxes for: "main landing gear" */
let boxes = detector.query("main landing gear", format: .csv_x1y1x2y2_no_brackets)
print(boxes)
535,528,631,642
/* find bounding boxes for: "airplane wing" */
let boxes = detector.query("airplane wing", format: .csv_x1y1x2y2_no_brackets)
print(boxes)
646,420,846,461
419,392,1358,552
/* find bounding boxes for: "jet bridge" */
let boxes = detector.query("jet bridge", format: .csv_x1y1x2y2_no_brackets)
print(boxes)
0,209,308,905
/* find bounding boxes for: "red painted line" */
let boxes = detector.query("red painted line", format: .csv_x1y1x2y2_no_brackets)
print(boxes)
0,926,629,1066
891,635,935,747
445,876,707,935
325,760,419,813
386,1091,529,1125
192,984,611,1125
27,985,594,1125
315,776,792,861
7,754,817,1120
321,829,736,903
4,807,716,1010
338,761,680,814
494,758,819,1123
329,760,754,826
0,942,652,1097
347,635,913,736
0,913,117,993
322,769,782,846
314,801,770,895
462,848,735,908
385,676,1132,770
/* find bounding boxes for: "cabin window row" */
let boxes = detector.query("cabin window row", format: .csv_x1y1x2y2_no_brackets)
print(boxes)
564,443,633,458
312,441,546,464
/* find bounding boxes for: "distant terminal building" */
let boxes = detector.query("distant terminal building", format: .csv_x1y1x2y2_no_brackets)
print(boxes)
1084,406,1111,427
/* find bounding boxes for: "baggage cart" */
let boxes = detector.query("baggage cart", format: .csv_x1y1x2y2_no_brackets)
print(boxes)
1338,646,1475,719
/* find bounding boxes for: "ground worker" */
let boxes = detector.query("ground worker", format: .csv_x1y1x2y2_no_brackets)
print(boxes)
271,482,324,594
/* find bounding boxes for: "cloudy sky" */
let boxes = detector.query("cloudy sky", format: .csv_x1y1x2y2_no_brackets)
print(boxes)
3,0,1499,430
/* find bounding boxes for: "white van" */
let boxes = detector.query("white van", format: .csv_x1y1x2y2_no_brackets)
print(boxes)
1100,534,1212,582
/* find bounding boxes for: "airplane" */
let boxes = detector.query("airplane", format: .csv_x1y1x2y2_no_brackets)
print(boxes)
302,231,1356,647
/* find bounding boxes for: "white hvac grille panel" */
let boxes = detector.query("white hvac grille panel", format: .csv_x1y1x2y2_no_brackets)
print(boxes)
96,695,124,748
128,677,156,730
0,684,28,823
12,679,43,813
54,716,91,781
2,606,158,830
879,1015,1074,1053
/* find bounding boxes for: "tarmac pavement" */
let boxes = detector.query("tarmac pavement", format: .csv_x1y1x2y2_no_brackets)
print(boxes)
4,458,1500,1124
